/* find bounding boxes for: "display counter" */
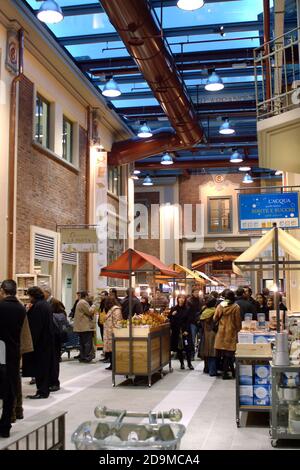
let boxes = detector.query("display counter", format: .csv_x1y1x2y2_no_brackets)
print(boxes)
112,323,172,387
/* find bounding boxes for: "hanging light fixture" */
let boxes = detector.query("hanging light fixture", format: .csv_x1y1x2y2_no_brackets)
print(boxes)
142,175,154,186
130,172,139,180
205,71,224,92
242,173,254,184
177,0,205,10
219,118,235,135
133,169,141,175
230,150,244,163
37,0,64,24
239,166,251,172
102,78,121,98
160,152,174,165
275,170,283,176
137,122,153,138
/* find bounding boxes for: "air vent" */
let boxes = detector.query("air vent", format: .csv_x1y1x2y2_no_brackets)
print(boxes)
34,233,55,262
62,252,78,265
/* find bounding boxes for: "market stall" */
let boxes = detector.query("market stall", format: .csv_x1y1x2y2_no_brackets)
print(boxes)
100,249,179,387
233,225,300,438
155,263,206,305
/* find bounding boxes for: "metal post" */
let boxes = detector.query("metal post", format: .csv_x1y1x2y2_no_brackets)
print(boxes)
129,249,133,376
273,223,280,333
263,0,272,105
297,0,300,75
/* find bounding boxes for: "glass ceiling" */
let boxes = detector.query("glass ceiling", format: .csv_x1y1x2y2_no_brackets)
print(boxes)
23,0,282,169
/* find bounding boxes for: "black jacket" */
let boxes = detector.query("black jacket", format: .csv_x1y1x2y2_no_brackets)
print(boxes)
235,296,257,321
22,300,54,377
169,305,193,352
0,296,26,374
187,296,203,324
121,296,143,320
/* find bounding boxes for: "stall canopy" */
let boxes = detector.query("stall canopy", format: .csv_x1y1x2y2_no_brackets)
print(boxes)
100,249,180,279
193,270,223,287
155,263,206,285
233,227,300,275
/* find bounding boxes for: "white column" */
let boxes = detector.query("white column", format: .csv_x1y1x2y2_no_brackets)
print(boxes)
0,25,13,279
285,172,300,311
128,176,135,249
89,146,108,293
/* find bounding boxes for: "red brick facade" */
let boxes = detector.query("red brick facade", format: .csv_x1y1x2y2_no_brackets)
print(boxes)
16,76,88,288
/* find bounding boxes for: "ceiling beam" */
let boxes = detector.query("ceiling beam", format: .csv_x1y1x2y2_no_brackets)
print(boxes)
117,100,257,115
78,47,255,71
107,83,256,101
123,110,256,120
91,67,257,85
41,0,240,17
135,158,258,170
60,24,261,45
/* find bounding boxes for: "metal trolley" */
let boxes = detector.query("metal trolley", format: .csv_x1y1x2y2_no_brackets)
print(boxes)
270,363,300,448
72,406,185,450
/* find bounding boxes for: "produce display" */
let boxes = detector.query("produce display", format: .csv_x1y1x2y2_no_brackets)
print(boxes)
118,312,169,328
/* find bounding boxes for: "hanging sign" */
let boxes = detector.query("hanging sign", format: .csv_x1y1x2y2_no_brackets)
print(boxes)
239,192,299,231
61,228,98,253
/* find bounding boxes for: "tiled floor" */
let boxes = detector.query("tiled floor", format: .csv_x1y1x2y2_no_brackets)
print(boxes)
1,352,298,450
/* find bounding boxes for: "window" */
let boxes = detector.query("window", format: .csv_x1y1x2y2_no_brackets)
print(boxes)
35,94,50,148
208,197,232,233
107,238,124,287
62,116,73,163
108,166,122,196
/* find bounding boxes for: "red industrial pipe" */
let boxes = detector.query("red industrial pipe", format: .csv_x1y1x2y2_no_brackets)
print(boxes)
109,129,185,166
100,0,204,165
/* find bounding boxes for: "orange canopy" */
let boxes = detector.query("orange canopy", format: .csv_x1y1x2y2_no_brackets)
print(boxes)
100,249,180,279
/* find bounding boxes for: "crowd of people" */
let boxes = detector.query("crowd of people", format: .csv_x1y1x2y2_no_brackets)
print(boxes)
0,278,287,439
167,286,287,379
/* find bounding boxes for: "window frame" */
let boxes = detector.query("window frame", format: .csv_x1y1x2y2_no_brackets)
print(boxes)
208,196,233,234
108,166,123,196
62,115,73,163
35,94,50,149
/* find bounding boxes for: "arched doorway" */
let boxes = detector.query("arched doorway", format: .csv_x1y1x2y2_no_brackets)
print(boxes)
192,253,250,290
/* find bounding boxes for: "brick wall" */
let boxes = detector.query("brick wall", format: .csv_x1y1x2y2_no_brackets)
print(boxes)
16,76,88,288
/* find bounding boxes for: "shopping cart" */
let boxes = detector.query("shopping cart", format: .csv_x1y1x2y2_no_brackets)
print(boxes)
71,405,185,450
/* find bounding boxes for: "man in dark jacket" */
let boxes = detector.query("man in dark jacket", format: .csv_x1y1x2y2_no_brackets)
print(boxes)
22,287,54,399
235,287,257,320
187,288,203,358
0,280,26,438
121,288,143,320
244,286,258,314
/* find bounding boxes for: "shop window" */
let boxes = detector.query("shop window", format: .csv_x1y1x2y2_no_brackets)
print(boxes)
35,94,50,148
62,116,73,163
108,166,123,196
208,197,232,233
107,237,124,287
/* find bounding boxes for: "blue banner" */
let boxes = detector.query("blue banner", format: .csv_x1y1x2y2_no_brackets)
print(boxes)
239,192,299,231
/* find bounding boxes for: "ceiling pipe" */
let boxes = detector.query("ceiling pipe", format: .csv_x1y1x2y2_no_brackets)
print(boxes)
108,129,185,166
100,0,204,165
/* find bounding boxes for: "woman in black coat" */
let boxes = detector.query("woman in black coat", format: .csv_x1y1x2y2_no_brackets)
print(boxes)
22,287,54,399
169,295,194,370
49,299,69,392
